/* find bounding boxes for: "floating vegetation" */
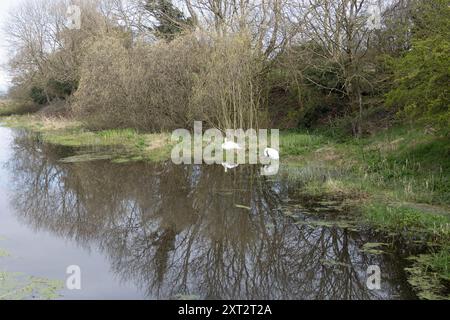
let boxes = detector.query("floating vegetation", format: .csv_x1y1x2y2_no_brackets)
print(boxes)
110,156,146,163
294,219,357,230
0,271,64,300
0,243,63,300
361,242,389,255
316,200,344,210
235,204,251,210
3,116,172,163
282,209,299,217
59,153,115,163
0,249,10,258
111,158,132,164
0,241,10,258
405,254,450,300
320,259,351,268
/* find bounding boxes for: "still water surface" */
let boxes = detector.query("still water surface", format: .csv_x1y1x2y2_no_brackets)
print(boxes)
0,126,416,299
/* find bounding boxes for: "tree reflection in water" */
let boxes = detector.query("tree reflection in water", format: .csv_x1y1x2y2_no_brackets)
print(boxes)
8,131,414,299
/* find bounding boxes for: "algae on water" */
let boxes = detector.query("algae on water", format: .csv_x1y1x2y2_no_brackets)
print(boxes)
360,242,389,255
0,249,10,258
405,254,450,300
0,271,64,300
0,243,63,300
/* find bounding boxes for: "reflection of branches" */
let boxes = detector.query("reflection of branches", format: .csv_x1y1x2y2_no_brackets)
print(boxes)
8,131,411,299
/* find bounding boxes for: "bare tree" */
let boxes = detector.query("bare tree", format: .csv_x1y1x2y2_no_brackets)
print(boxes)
179,0,291,57
289,0,384,136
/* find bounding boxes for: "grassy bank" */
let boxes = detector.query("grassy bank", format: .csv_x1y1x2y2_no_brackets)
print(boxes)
1,115,172,162
1,113,449,298
2,114,449,211
281,127,450,299
2,114,449,208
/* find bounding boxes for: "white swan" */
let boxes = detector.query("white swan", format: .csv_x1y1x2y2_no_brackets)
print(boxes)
264,147,279,160
221,138,242,150
262,163,279,176
221,162,239,172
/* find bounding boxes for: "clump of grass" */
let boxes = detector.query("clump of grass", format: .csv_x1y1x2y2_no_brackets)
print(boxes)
302,177,364,199
356,133,450,205
280,131,328,156
43,130,99,147
98,128,138,141
406,249,450,300
281,126,450,218
245,125,450,300
429,249,450,282
363,203,450,240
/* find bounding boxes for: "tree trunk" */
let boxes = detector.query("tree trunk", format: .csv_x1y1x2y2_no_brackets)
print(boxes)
357,88,363,138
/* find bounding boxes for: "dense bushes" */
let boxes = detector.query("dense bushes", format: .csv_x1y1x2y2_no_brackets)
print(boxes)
0,100,40,116
30,87,48,105
74,31,264,131
191,33,263,130
5,0,448,135
386,0,450,130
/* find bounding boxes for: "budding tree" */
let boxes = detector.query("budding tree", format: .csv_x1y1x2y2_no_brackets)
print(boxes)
290,0,385,136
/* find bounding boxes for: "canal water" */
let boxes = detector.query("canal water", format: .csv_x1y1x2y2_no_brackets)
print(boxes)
0,126,416,299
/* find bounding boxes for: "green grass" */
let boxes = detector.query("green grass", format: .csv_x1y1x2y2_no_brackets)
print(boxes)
42,128,144,148
2,114,449,298
430,249,450,282
364,203,450,240
1,115,173,163
281,127,450,298
280,131,329,156
406,249,450,300
280,126,450,205
354,128,450,204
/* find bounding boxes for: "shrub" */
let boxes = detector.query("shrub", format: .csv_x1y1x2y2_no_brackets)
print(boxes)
386,0,450,131
30,86,48,105
74,31,264,131
190,32,264,130
72,36,131,129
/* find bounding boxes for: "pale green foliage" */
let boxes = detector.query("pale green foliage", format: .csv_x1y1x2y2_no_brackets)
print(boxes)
0,271,63,300
386,0,450,129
